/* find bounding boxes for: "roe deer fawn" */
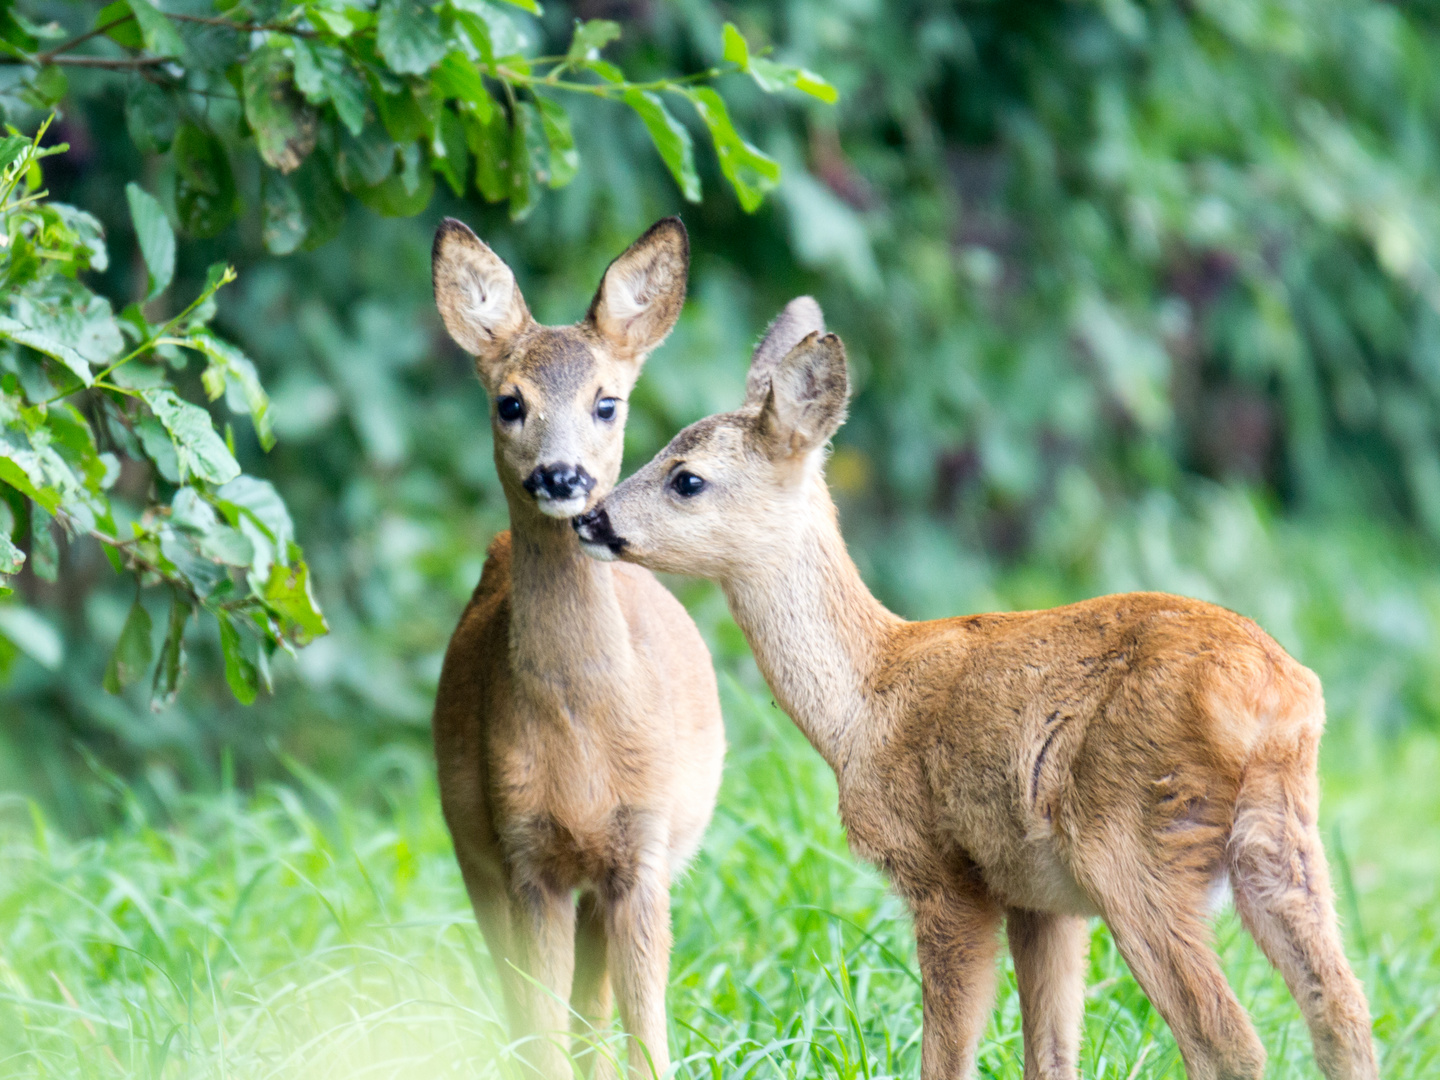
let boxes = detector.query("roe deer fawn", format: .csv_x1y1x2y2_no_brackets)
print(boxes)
575,300,1377,1080
431,217,725,1080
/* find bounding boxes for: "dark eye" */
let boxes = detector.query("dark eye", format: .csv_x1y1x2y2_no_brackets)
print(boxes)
595,397,618,422
496,395,524,422
672,471,706,497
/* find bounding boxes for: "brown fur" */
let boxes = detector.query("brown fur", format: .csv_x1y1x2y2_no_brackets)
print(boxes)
432,218,725,1080
577,302,1377,1080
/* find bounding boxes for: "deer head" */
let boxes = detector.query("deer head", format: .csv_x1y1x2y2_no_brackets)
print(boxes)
433,216,689,519
575,297,848,575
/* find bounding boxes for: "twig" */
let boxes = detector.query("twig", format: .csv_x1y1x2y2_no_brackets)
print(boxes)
168,13,318,39
0,54,173,70
35,15,136,64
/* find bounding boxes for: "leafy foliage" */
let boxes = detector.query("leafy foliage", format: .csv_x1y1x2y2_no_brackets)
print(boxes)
0,121,324,708
0,0,1438,806
0,0,834,240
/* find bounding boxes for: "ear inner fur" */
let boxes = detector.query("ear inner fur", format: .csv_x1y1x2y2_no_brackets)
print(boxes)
586,216,690,363
756,331,850,458
746,295,826,405
431,217,532,381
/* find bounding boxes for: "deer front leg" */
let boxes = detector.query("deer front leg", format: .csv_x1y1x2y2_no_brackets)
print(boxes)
508,883,580,1080
1007,909,1088,1080
603,847,674,1080
909,885,1003,1080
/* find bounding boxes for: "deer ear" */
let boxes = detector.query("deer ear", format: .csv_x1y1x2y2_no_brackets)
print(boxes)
746,296,825,406
586,217,689,365
756,332,850,460
433,218,531,382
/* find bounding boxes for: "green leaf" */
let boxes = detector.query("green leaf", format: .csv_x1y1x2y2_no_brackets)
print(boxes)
104,598,154,694
495,0,541,13
139,389,242,485
264,561,328,643
376,0,448,76
566,19,620,63
184,332,274,451
721,21,749,67
0,134,30,172
28,507,57,582
0,291,124,386
96,0,142,49
432,108,471,198
535,96,578,189
125,0,183,58
260,168,307,256
124,183,175,301
292,155,346,252
375,83,437,144
217,611,258,705
173,124,238,238
789,68,838,104
434,50,494,123
243,47,318,174
292,41,368,136
215,475,292,587
465,109,510,203
134,418,181,484
124,81,175,154
150,591,191,712
507,103,535,221
685,87,780,212
0,529,22,576
353,155,435,217
624,90,700,203
0,605,61,670
720,22,838,104
751,56,839,103
337,124,397,190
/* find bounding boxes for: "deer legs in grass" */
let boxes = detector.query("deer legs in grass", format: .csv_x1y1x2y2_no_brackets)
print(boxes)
473,878,671,1080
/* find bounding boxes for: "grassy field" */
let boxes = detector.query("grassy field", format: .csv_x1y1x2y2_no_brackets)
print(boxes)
1,665,1436,1080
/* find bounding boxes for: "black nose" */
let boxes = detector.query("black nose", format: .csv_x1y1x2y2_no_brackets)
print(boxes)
523,464,596,501
574,507,626,554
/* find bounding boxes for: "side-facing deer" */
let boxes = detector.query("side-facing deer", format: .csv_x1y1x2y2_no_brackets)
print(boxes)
431,216,725,1080
575,299,1377,1080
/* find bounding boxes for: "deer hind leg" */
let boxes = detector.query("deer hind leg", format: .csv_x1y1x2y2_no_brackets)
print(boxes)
1228,749,1377,1080
909,884,1003,1080
572,890,618,1080
1007,909,1088,1080
1081,842,1266,1080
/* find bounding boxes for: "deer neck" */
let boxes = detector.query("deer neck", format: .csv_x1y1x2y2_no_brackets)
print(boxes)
505,491,632,690
720,471,902,775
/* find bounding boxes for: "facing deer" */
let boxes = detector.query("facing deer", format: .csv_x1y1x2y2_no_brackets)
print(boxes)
431,216,725,1080
575,299,1377,1080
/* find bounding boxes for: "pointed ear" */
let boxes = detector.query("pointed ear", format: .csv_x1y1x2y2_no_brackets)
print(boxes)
432,217,531,381
756,332,850,459
746,296,826,406
586,217,689,364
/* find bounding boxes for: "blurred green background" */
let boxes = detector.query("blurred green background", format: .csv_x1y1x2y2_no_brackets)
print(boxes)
2,0,1440,1075
7,0,1440,815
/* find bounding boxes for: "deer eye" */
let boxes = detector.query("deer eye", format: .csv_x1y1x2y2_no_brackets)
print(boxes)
496,395,524,422
595,397,618,422
672,471,706,497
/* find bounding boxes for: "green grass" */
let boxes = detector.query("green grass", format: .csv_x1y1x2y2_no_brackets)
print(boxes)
1,674,1437,1078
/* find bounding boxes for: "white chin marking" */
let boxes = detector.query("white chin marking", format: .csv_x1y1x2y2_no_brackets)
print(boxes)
535,495,588,519
578,540,619,562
